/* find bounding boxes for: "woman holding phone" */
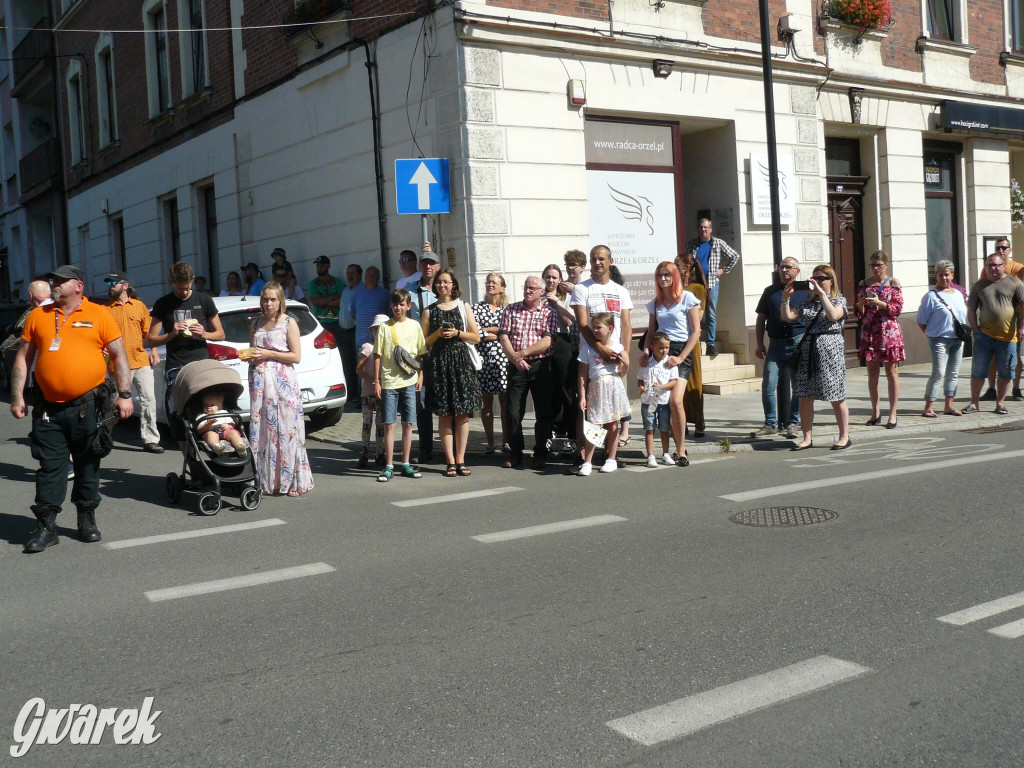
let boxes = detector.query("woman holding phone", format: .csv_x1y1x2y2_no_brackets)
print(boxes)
423,268,482,476
855,250,905,428
781,264,851,451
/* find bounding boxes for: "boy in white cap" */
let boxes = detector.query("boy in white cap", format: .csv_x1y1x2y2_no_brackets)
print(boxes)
356,313,391,468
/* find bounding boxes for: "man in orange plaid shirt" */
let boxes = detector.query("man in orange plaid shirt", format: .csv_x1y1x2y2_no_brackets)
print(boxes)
105,271,164,453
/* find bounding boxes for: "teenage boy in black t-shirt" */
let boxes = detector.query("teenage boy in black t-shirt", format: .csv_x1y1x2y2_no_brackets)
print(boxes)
149,261,225,370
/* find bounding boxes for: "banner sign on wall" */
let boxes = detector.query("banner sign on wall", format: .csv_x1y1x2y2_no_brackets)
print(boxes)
587,169,678,330
749,153,795,225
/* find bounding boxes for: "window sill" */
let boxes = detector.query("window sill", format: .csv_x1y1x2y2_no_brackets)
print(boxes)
915,36,977,58
99,140,120,157
70,158,88,173
999,50,1024,67
181,87,212,111
147,109,175,129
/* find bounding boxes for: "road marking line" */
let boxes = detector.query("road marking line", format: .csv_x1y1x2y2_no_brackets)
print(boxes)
624,456,730,472
105,519,287,550
472,514,626,543
988,618,1024,639
937,590,1024,625
721,450,1024,502
144,562,335,602
606,655,872,746
392,486,523,508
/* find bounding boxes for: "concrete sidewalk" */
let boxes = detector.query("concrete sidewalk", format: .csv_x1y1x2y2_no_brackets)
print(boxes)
311,359,1022,458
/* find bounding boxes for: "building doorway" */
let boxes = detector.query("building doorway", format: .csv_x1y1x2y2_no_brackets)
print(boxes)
826,138,868,366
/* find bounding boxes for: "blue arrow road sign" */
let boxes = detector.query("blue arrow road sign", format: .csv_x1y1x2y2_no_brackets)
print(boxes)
395,158,451,215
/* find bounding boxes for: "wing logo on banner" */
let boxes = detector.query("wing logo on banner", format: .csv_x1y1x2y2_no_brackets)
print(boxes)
607,184,655,236
756,160,790,200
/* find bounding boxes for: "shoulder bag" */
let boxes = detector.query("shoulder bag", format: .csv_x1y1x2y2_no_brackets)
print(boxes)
456,302,483,371
389,322,422,376
931,290,971,343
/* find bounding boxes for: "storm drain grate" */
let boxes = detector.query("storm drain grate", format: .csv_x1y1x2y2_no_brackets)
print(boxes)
729,506,837,527
959,424,1024,434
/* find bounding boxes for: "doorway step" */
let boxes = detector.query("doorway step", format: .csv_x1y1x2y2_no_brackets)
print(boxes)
701,333,761,395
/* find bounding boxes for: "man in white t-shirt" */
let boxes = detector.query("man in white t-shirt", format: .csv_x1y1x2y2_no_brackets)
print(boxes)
569,245,633,469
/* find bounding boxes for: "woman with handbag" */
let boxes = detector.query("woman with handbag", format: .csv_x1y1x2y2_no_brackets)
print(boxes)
781,264,851,451
422,268,482,477
473,273,510,454
855,250,906,428
916,259,968,417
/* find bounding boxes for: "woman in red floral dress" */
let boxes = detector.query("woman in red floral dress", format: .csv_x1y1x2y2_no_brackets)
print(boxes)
855,250,905,428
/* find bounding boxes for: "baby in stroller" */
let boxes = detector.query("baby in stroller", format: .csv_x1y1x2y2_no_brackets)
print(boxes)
166,359,261,515
196,388,249,457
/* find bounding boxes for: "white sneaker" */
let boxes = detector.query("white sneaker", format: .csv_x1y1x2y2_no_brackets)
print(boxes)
576,461,592,476
600,459,618,473
662,452,674,466
646,454,658,468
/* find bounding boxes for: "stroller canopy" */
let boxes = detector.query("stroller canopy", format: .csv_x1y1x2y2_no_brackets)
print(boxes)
171,359,244,414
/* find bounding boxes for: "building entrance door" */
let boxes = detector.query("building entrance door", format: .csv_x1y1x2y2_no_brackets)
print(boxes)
827,176,868,366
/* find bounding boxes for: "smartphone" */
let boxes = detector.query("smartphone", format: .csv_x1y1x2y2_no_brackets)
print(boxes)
792,280,810,291
441,321,454,329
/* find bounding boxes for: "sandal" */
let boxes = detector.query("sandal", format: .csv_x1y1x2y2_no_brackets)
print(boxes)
675,451,690,467
944,408,964,416
921,411,937,418
401,464,422,478
377,466,393,483
456,464,472,476
995,404,1009,415
962,404,979,414
617,437,632,448
444,464,457,477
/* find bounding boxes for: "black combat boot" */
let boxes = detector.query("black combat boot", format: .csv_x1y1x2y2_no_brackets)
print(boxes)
24,512,59,553
77,509,102,543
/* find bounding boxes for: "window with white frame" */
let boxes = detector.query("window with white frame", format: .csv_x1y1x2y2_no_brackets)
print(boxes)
66,61,86,164
926,0,963,41
143,0,172,116
95,36,118,147
178,0,209,98
1012,0,1024,51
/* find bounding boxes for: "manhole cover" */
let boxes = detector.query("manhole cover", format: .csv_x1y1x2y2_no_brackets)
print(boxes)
960,424,1024,434
729,506,837,527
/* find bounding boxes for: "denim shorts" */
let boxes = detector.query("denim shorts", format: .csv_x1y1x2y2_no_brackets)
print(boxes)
970,332,1016,380
641,402,672,433
381,385,417,424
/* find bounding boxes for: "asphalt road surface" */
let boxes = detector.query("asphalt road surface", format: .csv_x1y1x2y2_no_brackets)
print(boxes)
2,406,1023,767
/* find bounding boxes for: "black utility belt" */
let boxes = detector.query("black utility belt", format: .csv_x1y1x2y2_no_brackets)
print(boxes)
37,384,106,411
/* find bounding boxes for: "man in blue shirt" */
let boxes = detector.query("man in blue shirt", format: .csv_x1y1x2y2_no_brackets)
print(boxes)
349,266,392,396
338,264,363,410
752,257,807,439
241,262,266,296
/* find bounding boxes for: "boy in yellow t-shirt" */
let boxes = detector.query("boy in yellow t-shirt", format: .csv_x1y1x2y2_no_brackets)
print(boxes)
372,290,427,481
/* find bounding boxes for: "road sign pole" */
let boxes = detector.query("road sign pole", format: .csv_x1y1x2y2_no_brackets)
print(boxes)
421,214,429,251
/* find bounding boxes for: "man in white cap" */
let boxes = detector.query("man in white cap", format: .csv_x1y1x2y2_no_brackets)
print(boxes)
356,313,391,468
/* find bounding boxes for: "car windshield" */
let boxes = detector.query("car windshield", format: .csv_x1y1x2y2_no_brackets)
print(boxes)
219,306,319,344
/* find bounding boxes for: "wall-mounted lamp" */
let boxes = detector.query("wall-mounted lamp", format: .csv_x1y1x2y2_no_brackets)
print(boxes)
652,59,674,79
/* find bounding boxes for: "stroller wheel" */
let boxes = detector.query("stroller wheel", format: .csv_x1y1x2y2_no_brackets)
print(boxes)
240,487,262,511
197,492,222,516
165,473,183,504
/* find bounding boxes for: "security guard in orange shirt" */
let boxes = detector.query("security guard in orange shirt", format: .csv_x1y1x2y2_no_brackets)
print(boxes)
10,265,134,553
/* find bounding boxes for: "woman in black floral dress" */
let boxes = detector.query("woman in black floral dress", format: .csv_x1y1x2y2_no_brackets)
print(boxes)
423,269,483,476
472,272,509,453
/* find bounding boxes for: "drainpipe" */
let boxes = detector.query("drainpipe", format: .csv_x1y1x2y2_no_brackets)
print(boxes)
359,39,390,287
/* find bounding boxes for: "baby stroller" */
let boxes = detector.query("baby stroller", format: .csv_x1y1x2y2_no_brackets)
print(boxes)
165,359,261,515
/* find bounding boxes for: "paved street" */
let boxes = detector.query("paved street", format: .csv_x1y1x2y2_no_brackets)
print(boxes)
3,363,1024,766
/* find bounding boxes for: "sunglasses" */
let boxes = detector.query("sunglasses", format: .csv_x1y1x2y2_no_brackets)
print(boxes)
996,245,1011,251
104,279,122,285
812,275,831,281
400,257,415,264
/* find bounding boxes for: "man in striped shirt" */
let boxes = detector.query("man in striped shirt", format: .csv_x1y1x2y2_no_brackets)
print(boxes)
105,272,164,453
498,276,559,470
685,218,740,359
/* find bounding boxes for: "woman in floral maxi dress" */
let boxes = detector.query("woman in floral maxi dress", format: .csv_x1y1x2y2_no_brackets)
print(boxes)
248,281,314,496
855,250,906,429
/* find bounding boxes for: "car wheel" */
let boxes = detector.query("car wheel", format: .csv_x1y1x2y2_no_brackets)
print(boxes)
240,487,262,511
165,472,183,504
306,408,342,433
197,492,222,516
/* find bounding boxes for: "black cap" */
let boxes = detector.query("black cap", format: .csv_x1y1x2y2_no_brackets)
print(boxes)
314,255,330,265
46,265,86,282
272,247,287,258
242,261,260,272
104,271,128,284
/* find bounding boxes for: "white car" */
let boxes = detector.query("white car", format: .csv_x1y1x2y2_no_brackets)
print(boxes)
151,296,348,433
